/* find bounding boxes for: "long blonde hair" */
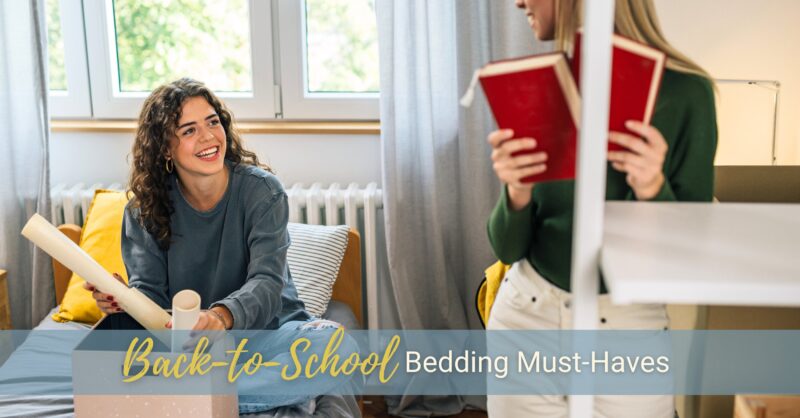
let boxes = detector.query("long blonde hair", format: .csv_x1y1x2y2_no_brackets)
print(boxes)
555,0,712,81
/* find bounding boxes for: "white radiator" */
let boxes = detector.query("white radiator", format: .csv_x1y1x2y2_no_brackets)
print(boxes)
49,183,124,226
50,182,384,329
286,182,383,330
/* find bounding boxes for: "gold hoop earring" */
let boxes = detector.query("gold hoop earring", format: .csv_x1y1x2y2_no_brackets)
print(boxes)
165,158,174,174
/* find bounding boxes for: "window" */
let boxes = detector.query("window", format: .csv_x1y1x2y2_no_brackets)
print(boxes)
305,0,379,94
112,0,253,93
46,0,379,120
46,0,91,118
278,0,379,119
83,0,275,119
46,0,67,91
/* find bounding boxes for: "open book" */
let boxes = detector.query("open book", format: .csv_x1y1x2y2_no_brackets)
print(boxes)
466,33,666,183
572,31,667,151
478,52,580,183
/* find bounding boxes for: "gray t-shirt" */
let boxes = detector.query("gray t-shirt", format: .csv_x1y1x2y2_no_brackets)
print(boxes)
122,162,310,329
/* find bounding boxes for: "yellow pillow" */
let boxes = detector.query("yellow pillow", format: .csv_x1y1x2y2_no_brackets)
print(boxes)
51,190,130,324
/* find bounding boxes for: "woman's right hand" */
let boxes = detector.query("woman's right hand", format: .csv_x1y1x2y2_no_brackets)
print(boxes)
488,129,547,210
83,273,126,315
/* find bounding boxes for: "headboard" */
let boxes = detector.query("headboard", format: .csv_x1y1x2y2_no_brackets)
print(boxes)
52,225,363,327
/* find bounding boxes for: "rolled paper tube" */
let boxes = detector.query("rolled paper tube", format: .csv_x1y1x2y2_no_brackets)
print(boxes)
172,289,201,330
171,289,201,353
21,213,170,331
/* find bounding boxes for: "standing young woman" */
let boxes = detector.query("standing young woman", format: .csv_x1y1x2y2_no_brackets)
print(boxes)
486,0,716,416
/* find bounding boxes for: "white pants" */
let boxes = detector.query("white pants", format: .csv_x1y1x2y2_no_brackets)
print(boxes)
486,260,674,418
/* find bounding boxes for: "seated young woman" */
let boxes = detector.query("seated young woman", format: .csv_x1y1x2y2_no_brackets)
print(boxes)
84,78,354,413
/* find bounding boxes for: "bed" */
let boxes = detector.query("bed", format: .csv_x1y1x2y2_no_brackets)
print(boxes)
0,225,364,418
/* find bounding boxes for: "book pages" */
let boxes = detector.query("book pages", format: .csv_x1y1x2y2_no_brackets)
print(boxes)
21,213,170,331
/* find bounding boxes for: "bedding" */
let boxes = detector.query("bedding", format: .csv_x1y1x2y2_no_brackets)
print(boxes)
0,302,362,418
9,190,361,416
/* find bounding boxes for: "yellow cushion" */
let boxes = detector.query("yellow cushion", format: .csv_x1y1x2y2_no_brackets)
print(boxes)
51,190,130,324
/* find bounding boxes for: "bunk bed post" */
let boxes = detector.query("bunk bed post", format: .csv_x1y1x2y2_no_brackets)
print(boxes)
569,0,616,416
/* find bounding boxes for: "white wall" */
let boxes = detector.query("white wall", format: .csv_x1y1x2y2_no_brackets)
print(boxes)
655,0,800,165
49,132,382,188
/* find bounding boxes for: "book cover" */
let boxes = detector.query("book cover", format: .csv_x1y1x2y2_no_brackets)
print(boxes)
478,53,581,183
571,31,666,151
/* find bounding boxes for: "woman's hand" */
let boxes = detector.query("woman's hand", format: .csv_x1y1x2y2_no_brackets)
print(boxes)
608,121,669,200
192,309,228,332
166,307,232,351
164,307,231,331
83,273,126,315
488,129,548,210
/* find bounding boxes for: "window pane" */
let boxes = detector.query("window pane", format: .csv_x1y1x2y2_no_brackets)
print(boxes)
112,0,252,93
305,0,379,94
47,0,67,91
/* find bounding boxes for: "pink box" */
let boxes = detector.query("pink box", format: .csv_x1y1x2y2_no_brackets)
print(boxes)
73,313,238,418
74,394,238,417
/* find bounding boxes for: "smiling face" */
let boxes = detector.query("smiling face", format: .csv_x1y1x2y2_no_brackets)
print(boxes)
168,96,227,182
515,0,556,40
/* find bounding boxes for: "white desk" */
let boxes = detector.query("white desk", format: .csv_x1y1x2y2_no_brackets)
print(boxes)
602,202,800,307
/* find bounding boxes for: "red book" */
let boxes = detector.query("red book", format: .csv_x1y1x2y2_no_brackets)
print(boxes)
478,53,581,183
571,31,666,151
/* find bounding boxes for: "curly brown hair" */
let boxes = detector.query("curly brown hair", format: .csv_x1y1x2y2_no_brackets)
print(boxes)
128,78,270,249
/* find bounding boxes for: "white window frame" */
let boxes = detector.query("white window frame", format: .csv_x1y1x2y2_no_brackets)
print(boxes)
82,0,276,120
48,0,92,119
276,0,379,120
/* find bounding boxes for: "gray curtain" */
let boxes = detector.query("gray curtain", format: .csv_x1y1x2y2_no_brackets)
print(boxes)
0,0,54,329
376,0,548,415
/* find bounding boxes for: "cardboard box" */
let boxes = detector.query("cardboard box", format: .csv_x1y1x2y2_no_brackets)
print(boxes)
72,313,238,418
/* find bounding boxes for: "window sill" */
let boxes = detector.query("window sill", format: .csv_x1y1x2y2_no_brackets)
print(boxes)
50,120,381,135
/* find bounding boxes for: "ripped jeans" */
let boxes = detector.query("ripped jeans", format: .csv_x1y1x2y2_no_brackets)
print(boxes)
236,318,360,414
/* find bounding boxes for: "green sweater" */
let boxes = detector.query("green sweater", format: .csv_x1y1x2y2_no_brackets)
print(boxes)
487,69,718,293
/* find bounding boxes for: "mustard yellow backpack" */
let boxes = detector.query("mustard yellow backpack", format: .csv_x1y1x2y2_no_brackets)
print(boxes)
475,261,511,328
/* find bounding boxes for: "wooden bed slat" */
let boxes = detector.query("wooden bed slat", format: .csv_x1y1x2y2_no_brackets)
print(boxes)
332,229,363,326
54,224,81,305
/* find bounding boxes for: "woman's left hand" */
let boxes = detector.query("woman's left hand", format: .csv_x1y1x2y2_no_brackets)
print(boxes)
608,120,669,200
166,309,230,351
165,308,230,332
191,310,227,332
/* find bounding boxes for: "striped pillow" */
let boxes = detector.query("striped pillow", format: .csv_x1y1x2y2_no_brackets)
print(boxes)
286,223,350,317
